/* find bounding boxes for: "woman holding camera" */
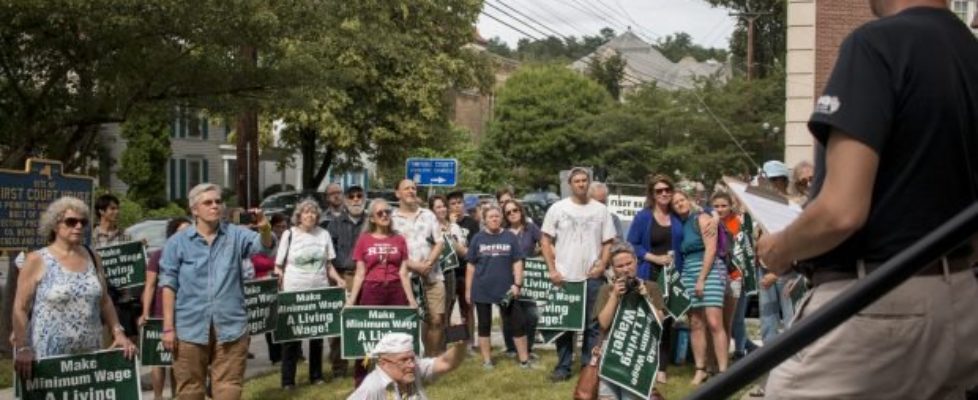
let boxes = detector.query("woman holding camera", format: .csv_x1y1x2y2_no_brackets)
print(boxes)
465,204,530,369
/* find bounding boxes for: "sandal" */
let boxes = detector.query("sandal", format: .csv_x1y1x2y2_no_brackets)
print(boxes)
691,367,709,385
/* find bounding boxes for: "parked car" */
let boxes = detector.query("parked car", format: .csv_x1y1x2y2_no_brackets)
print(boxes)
260,191,325,217
125,218,169,253
522,191,559,208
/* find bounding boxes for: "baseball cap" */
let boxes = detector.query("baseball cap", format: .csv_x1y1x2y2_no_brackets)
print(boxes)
344,185,364,195
762,160,789,179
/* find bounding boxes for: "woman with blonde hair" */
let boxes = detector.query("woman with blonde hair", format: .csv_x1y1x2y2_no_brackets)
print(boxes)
12,196,136,380
347,198,416,387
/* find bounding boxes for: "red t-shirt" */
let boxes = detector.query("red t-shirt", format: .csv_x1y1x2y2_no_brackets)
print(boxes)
250,253,275,278
353,233,408,283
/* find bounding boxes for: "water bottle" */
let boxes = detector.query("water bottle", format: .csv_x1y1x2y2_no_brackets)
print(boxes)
673,321,690,365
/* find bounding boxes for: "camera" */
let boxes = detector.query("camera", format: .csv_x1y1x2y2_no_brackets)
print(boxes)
624,277,641,293
499,288,517,308
239,210,256,225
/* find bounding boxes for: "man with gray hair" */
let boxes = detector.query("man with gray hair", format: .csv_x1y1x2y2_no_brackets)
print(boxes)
160,183,276,400
589,182,623,240
348,333,467,400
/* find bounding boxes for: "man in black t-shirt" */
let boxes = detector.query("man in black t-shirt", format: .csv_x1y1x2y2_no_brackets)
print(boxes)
446,191,480,347
757,2,978,398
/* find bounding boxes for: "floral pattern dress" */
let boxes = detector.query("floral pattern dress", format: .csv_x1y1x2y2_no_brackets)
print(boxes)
29,247,103,358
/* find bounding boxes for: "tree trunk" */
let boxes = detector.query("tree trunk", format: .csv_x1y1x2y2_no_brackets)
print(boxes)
298,126,335,191
235,45,260,208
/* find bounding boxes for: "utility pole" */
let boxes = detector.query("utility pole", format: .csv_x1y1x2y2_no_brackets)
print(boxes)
235,45,260,208
730,10,772,81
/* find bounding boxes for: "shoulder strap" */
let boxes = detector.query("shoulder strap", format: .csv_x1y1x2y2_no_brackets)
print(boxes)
282,228,294,268
83,245,116,299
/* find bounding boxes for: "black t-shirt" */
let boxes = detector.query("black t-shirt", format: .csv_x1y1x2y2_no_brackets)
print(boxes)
806,7,978,270
454,215,481,275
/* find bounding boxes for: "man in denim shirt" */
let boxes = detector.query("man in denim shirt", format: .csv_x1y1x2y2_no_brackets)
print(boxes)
160,183,276,400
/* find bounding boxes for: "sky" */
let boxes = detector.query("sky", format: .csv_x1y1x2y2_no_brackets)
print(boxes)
476,0,738,50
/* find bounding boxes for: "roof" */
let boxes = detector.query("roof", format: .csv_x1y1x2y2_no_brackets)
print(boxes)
570,30,728,90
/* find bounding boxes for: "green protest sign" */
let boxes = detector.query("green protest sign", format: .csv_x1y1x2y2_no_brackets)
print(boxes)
733,212,758,295
538,280,587,332
521,258,550,301
139,318,171,367
599,292,662,399
438,234,460,273
538,330,566,344
411,276,427,321
658,265,691,320
245,278,278,335
273,287,345,343
96,241,147,290
340,306,421,359
15,349,141,400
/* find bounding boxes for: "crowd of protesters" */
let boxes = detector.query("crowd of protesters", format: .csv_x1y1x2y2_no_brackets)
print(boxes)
8,162,839,400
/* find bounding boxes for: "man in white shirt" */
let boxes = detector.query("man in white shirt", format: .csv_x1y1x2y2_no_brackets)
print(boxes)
347,333,466,400
392,179,445,356
541,167,616,382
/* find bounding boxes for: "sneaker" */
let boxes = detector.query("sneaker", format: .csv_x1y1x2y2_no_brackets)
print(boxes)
550,371,571,382
520,360,539,370
482,361,494,370
504,350,517,358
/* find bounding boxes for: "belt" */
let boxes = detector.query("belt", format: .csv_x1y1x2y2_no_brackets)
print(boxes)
808,255,973,287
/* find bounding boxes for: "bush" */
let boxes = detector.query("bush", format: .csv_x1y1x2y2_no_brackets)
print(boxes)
118,197,144,229
145,203,188,219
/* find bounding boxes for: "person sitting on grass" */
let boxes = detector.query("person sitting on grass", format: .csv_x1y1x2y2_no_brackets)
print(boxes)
347,333,467,400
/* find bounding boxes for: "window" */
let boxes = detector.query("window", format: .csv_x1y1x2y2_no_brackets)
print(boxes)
225,159,238,189
187,159,203,191
953,0,969,21
171,106,209,140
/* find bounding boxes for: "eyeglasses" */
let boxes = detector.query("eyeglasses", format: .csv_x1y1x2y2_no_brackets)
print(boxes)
61,217,88,228
200,199,223,207
381,356,417,368
505,208,520,215
654,187,672,195
347,192,364,199
374,209,392,217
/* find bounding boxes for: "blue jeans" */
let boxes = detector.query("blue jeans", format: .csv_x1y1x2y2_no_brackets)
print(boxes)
731,291,758,354
758,270,797,343
554,278,604,375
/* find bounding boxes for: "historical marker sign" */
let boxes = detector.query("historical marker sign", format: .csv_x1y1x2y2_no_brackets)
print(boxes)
0,159,94,251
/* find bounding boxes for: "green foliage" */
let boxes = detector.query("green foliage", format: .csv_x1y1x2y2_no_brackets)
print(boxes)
482,65,613,191
117,196,145,230
144,203,188,220
486,28,615,63
655,32,729,63
0,1,327,171
118,110,171,209
586,51,627,101
703,0,786,78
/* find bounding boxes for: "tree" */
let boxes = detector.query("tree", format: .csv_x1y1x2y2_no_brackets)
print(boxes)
118,110,172,209
704,0,786,78
0,1,329,171
587,51,627,101
272,0,493,190
482,65,613,190
487,28,616,63
655,32,729,63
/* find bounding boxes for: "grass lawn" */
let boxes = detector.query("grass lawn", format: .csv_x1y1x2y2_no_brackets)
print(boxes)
0,358,11,388
243,350,752,399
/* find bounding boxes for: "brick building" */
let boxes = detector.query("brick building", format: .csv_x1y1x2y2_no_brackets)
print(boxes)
785,0,978,166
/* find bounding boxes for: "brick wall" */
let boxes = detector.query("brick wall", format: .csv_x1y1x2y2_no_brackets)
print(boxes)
814,1,875,96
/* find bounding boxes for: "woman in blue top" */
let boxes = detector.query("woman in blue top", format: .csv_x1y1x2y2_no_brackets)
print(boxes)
465,204,530,369
501,199,540,357
672,190,728,385
626,173,683,384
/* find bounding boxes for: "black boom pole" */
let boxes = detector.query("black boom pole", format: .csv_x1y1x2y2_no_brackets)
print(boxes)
688,202,978,400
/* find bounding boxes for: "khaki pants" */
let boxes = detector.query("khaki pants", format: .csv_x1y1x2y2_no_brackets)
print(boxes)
765,266,978,399
174,327,251,400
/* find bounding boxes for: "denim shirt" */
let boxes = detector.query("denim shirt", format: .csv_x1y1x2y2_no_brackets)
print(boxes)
159,222,275,344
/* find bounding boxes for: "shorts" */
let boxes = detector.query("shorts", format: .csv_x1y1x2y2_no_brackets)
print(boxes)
423,280,446,320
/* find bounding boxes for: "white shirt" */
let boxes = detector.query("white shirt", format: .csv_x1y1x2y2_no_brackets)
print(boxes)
540,198,616,281
275,227,336,291
347,357,436,400
392,208,444,282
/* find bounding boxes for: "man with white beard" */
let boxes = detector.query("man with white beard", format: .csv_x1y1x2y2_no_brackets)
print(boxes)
325,185,367,378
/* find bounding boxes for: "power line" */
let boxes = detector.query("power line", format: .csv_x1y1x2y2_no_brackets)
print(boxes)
483,2,553,39
489,0,567,39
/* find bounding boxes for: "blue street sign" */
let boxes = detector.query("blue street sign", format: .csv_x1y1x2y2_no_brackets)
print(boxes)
405,158,458,187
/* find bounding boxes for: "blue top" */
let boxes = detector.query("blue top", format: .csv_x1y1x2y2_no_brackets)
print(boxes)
160,222,275,345
512,222,542,258
681,211,706,256
467,229,524,304
627,208,686,278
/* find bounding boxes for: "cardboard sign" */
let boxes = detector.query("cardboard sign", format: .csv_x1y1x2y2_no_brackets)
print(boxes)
244,278,278,335
599,292,661,399
340,306,421,359
15,349,141,400
273,287,345,342
96,241,147,290
139,318,171,367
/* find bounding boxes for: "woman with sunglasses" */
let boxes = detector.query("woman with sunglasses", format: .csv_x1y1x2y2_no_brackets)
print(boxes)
625,173,682,384
347,198,417,387
500,199,541,358
12,196,136,381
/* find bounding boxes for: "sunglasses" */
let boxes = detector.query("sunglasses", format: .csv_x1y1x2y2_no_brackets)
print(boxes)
374,209,392,217
61,217,88,228
654,188,672,195
200,199,223,207
347,192,364,199
505,208,520,215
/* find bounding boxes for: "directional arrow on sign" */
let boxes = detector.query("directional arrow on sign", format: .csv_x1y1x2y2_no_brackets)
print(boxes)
430,177,446,184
